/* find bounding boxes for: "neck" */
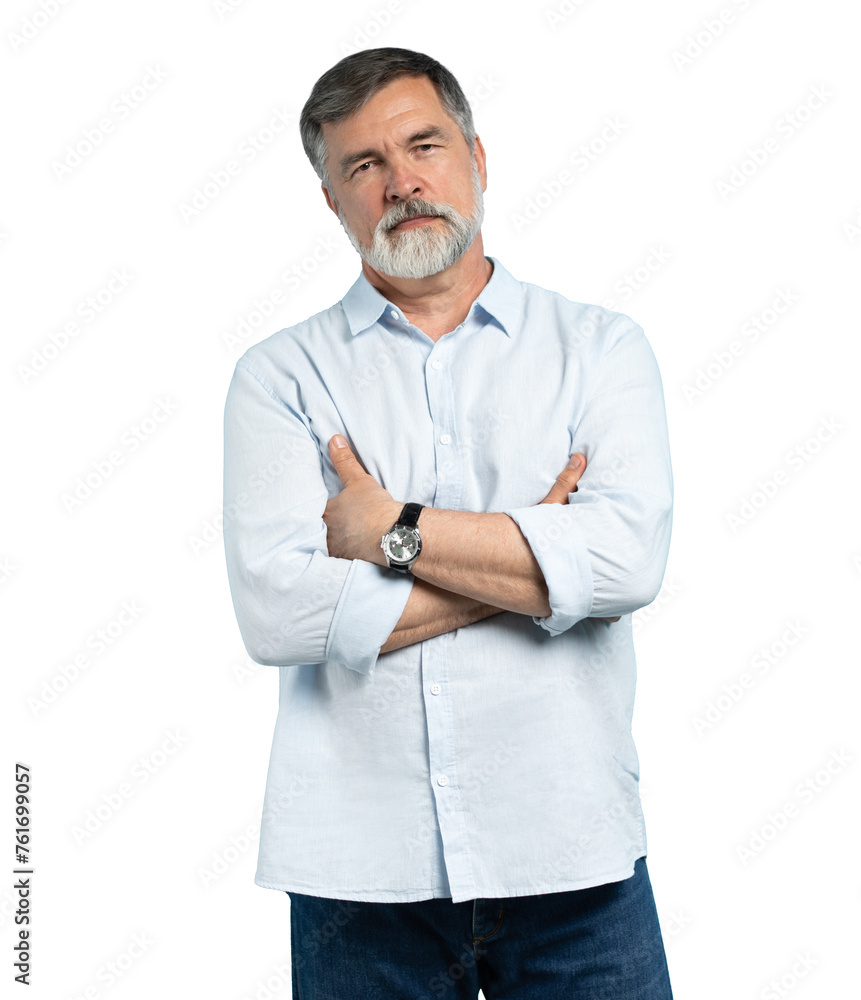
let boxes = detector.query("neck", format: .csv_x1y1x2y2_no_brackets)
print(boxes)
361,237,493,342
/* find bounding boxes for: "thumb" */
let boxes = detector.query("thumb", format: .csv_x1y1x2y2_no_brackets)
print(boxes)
329,434,365,483
538,453,586,505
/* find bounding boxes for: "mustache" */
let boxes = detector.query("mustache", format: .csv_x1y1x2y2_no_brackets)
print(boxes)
382,199,451,231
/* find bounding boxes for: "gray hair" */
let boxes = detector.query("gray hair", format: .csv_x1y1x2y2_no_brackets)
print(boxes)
299,47,476,192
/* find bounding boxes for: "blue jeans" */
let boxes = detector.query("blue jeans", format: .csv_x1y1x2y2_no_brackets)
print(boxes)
287,856,674,998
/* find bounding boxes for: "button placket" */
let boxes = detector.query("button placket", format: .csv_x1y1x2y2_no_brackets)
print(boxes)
418,334,475,899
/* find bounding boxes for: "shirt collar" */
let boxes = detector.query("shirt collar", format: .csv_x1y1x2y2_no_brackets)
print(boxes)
340,256,522,338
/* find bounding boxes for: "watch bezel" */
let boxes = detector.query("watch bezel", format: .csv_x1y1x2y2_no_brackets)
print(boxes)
381,503,424,571
381,525,422,567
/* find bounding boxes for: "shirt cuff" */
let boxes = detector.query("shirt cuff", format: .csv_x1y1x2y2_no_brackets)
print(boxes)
325,559,414,675
503,505,594,635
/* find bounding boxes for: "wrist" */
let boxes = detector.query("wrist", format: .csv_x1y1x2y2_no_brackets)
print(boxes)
374,499,406,567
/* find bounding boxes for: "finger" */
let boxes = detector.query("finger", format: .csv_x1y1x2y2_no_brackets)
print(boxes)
328,434,366,484
539,453,587,504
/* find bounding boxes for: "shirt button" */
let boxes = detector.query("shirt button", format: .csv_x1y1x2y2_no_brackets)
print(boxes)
430,683,441,695
437,775,448,787
391,310,400,321
439,434,451,445
431,359,442,370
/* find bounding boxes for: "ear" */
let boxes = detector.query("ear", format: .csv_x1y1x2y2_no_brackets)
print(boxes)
473,134,487,192
322,182,339,217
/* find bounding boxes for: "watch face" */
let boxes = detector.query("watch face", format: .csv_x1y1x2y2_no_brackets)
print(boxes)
385,527,420,562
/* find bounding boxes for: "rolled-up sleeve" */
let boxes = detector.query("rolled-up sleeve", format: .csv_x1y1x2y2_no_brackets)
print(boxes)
503,317,673,635
222,359,413,675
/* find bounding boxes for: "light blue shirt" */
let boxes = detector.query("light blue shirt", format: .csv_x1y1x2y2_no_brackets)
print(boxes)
222,257,673,903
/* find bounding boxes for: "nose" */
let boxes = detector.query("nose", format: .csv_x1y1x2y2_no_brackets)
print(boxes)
385,158,423,203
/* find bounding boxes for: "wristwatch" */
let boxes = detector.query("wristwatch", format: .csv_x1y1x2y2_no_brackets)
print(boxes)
380,502,424,574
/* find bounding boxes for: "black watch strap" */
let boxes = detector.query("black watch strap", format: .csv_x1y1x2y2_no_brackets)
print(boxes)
397,502,424,528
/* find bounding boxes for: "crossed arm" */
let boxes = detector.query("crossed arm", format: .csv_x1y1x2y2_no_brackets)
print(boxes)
322,438,616,654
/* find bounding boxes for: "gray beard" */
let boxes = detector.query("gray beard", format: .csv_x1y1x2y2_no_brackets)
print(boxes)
335,163,484,279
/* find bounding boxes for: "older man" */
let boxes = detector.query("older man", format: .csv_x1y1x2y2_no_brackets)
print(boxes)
223,47,674,999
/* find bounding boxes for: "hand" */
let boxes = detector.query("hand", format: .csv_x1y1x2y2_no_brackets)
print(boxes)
538,453,587,504
323,435,400,565
538,452,621,624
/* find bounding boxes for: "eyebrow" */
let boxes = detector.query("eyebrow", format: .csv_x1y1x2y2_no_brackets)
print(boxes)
337,125,452,177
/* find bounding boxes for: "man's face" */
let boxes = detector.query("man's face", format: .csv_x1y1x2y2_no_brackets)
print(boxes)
321,75,487,280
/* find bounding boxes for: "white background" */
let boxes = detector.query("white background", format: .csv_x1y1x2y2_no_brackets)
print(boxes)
3,0,860,997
